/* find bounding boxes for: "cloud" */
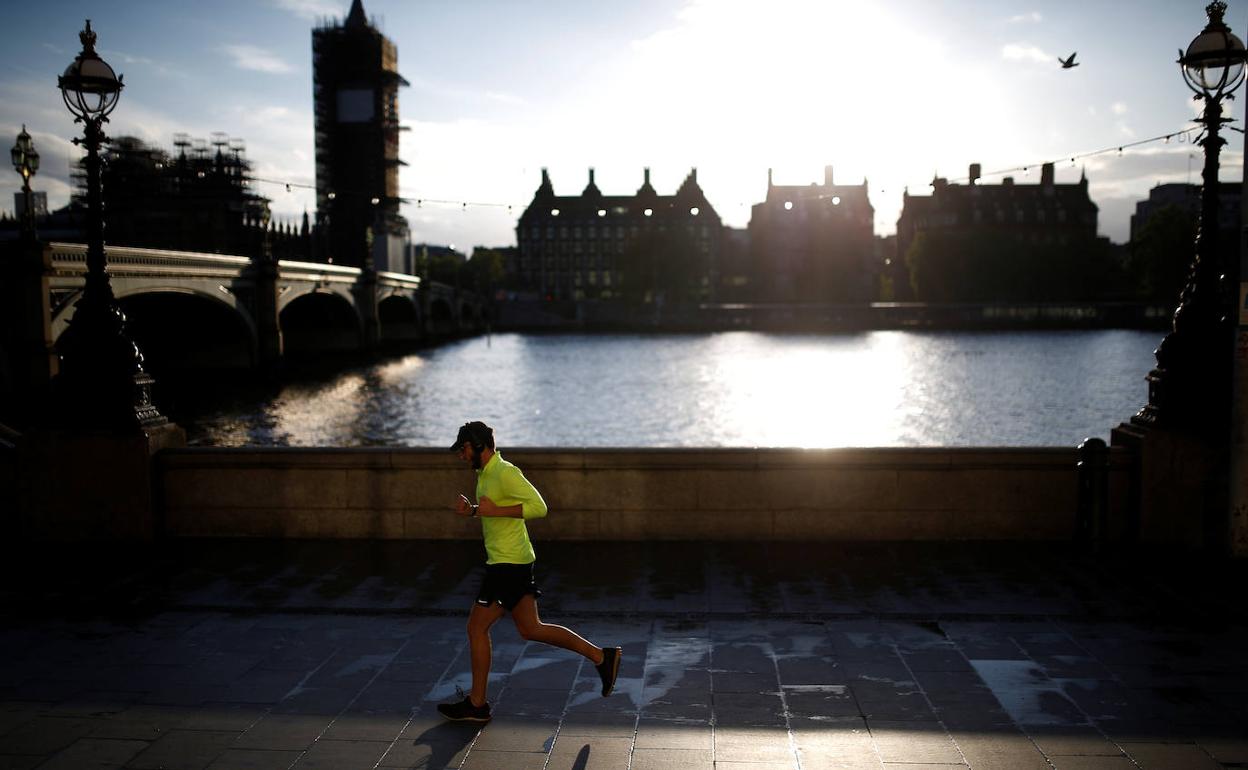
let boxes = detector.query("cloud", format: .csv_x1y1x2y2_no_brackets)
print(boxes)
271,0,342,20
1007,11,1043,24
1111,102,1128,116
99,48,185,79
221,44,294,75
1002,43,1053,65
405,75,525,107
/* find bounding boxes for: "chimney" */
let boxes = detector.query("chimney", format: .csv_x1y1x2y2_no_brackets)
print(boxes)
824,165,834,186
1002,177,1015,186
969,163,981,185
690,167,697,183
541,167,550,185
767,168,773,188
644,167,651,185
588,167,595,185
1040,162,1054,186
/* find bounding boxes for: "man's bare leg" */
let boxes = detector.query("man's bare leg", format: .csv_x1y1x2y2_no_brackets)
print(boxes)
510,595,603,663
467,602,506,706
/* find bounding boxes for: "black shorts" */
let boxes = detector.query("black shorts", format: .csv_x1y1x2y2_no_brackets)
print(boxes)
476,562,541,611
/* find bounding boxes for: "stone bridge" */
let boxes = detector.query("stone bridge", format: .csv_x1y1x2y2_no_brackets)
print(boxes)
42,242,487,372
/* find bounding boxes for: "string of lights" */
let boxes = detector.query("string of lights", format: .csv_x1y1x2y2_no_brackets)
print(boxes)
243,125,1210,216
940,126,1204,185
244,175,520,212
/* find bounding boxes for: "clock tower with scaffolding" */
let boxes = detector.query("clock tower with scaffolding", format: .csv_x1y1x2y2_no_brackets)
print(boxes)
312,0,409,269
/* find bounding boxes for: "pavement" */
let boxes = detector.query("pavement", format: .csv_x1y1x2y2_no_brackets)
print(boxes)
1,539,1246,769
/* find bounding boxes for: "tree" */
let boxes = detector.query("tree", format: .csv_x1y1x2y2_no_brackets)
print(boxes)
462,248,505,295
1127,205,1197,302
906,229,1120,302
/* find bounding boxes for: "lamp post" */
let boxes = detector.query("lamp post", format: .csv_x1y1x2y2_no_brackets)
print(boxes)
10,125,40,237
54,20,167,430
1135,0,1246,436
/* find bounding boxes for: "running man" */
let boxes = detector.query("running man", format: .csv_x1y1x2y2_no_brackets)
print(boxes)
437,421,621,722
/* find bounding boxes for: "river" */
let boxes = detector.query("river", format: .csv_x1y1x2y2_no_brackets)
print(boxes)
181,330,1160,448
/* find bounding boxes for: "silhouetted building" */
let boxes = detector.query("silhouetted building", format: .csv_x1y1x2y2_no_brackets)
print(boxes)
718,227,751,301
52,133,303,257
313,0,409,270
12,192,47,220
1129,182,1240,244
748,166,875,302
515,167,721,303
896,162,1108,302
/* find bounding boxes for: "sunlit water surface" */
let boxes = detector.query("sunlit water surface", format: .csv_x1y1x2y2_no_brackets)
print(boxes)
186,330,1160,448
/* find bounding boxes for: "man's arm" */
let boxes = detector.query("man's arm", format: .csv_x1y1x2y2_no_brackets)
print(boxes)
476,498,523,518
482,465,548,520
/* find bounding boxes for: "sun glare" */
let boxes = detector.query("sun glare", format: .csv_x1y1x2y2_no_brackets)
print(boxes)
711,332,910,447
616,0,995,233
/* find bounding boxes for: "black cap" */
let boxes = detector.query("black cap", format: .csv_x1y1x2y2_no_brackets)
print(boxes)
450,421,493,452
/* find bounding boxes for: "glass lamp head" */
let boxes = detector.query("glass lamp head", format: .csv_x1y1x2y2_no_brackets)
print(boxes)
11,125,38,181
58,20,124,121
1180,1,1247,99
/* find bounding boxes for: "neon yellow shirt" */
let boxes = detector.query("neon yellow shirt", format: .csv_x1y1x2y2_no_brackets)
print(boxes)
476,451,548,565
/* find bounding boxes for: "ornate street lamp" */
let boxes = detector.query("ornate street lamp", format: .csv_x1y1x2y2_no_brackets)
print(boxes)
1136,0,1246,435
10,125,40,235
54,20,167,430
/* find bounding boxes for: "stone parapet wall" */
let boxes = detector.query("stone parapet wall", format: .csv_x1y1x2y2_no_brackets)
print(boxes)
158,447,1132,541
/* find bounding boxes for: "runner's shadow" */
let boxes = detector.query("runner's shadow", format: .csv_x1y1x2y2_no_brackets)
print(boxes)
409,720,480,769
570,744,591,769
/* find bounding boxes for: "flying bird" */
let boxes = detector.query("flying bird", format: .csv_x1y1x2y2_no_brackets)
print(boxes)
1059,52,1079,69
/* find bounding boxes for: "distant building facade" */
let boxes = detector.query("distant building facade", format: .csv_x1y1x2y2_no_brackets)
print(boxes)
1129,182,1240,245
895,162,1104,301
313,0,409,270
12,191,47,220
514,167,721,303
1127,181,1241,302
747,166,875,302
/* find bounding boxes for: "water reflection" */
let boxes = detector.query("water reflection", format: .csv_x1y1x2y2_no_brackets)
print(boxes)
186,330,1159,448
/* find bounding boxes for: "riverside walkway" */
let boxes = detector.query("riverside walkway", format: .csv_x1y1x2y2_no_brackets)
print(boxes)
0,540,1245,769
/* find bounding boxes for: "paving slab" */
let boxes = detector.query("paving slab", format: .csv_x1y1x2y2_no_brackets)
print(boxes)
0,540,1243,769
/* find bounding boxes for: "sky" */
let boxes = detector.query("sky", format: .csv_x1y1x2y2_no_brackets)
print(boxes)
2,0,1247,253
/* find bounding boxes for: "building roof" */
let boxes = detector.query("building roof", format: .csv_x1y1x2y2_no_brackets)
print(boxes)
520,168,718,222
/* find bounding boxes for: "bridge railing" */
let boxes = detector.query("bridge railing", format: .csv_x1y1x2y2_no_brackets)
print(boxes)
47,242,251,278
377,271,422,290
276,259,362,286
46,244,426,291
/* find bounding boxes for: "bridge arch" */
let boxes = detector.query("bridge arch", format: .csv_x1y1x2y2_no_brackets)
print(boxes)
430,297,456,336
279,289,362,357
378,294,422,345
51,287,259,378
